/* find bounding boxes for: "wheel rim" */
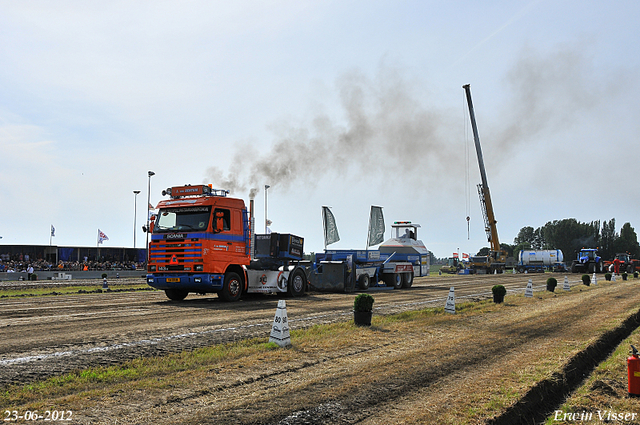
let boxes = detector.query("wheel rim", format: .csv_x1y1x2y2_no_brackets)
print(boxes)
229,278,241,296
292,274,304,292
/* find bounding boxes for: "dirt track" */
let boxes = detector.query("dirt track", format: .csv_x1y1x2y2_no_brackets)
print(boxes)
0,273,560,387
3,274,640,424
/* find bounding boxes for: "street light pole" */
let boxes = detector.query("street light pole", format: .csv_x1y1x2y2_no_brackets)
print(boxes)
133,190,140,248
264,184,270,233
146,171,155,267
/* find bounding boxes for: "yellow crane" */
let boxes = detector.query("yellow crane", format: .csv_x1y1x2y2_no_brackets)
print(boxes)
463,84,509,274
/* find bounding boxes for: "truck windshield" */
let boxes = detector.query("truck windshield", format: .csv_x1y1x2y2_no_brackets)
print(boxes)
155,206,211,233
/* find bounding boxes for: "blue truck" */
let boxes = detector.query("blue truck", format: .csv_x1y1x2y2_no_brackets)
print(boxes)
309,221,430,292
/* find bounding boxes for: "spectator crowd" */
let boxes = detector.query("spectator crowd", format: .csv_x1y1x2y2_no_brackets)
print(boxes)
0,253,142,273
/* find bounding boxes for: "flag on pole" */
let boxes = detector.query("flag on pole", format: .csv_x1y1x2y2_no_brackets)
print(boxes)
51,225,55,237
98,229,109,244
322,206,340,247
367,206,385,247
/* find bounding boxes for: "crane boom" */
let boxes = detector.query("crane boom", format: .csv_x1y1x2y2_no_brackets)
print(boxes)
463,84,502,258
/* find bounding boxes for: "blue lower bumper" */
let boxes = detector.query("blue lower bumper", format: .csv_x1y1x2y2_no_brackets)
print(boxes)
146,273,224,293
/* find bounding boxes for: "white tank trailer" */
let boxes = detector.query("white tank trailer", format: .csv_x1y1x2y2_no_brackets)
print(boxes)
516,249,564,273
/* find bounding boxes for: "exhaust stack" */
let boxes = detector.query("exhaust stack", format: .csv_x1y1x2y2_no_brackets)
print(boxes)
249,198,255,260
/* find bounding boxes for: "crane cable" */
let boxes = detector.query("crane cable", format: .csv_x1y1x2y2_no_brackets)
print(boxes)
463,91,471,240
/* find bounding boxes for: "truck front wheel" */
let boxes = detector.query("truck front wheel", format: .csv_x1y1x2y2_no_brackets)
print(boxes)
219,272,243,302
165,289,188,301
358,274,370,290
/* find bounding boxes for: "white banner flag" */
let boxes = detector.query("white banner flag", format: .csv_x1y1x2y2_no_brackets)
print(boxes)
367,206,385,247
98,229,109,244
322,206,340,247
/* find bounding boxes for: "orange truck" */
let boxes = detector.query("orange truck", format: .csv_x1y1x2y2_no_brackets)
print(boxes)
146,184,307,301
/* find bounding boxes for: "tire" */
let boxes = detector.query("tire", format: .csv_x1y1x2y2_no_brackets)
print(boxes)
571,263,578,273
358,274,370,290
165,289,188,301
628,265,634,273
287,268,306,297
588,263,596,274
219,272,243,302
402,272,414,288
384,273,403,289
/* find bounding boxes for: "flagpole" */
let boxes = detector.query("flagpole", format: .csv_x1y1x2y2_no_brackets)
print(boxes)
366,207,372,250
322,207,327,250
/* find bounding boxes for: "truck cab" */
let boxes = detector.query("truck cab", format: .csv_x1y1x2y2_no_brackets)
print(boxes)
146,184,250,301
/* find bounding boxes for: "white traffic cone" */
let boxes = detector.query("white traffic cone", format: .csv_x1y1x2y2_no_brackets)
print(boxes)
592,273,597,285
269,300,291,347
445,287,456,314
563,276,570,291
525,279,533,298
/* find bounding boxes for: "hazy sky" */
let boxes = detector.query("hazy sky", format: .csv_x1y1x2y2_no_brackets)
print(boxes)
1,0,638,258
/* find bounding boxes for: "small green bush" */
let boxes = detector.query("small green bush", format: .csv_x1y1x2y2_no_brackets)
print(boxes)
582,274,590,286
634,271,639,279
491,285,507,296
491,285,506,303
101,273,108,279
622,272,628,281
353,293,375,312
605,273,612,281
546,277,557,292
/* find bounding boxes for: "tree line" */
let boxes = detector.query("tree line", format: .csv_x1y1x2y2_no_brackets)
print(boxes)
475,218,640,262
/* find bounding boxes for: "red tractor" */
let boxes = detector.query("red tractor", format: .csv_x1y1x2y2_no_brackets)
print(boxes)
603,253,640,274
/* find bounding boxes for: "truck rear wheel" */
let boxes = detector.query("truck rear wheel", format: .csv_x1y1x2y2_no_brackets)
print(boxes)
219,272,242,302
402,272,414,288
384,273,403,289
588,263,596,273
165,289,188,301
287,268,306,297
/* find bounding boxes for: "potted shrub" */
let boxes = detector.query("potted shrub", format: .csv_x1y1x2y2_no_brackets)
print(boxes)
491,285,506,303
622,272,628,281
582,274,590,286
605,273,612,281
353,293,375,326
634,271,639,279
546,277,557,292
101,273,108,279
